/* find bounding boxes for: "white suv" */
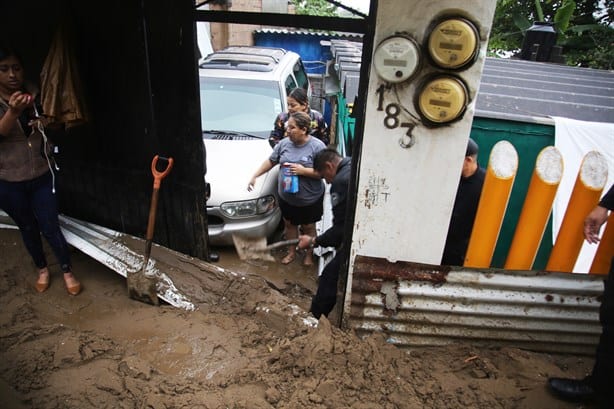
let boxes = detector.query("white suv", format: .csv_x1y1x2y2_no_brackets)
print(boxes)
199,46,311,245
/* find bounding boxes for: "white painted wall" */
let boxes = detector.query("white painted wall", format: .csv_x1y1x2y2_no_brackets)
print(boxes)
349,1,497,265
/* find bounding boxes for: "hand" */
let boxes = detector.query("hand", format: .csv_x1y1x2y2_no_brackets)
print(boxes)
8,91,33,113
247,177,256,192
297,234,313,250
283,162,303,176
584,205,609,244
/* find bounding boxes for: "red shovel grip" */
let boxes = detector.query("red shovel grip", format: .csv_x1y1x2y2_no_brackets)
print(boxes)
151,155,174,189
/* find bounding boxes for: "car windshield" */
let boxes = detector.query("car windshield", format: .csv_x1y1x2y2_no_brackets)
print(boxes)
200,77,284,138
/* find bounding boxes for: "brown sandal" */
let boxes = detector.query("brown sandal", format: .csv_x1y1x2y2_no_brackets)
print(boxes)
63,273,81,296
35,269,50,293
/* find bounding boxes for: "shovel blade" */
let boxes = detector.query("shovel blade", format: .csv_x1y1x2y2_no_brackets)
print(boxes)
232,235,275,262
127,270,159,305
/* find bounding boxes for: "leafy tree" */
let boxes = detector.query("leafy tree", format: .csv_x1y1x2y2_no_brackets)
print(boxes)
489,0,614,69
291,0,338,17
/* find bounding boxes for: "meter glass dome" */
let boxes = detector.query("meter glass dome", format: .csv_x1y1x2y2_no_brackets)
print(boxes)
417,76,468,124
373,35,421,83
427,18,479,70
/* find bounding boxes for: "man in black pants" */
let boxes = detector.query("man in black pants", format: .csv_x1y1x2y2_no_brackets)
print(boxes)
297,148,351,319
548,184,613,407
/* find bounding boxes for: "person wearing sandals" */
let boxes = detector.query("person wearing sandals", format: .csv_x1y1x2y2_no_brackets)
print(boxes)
0,46,81,295
249,111,325,266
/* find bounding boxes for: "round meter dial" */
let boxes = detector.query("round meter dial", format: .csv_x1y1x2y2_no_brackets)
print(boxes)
373,35,421,83
416,76,469,125
427,18,479,70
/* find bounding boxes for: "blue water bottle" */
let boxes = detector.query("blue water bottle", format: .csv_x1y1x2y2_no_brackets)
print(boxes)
282,164,299,193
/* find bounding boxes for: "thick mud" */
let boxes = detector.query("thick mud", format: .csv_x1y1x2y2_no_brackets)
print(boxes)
0,228,595,409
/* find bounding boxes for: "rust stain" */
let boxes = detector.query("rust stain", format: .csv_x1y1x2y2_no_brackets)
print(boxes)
545,294,554,302
353,278,384,293
353,255,449,284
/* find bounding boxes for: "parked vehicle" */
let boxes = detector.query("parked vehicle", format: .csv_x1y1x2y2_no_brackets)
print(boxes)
199,46,311,245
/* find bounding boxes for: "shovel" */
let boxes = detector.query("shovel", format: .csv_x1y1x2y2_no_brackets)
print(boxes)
127,155,174,305
232,236,299,262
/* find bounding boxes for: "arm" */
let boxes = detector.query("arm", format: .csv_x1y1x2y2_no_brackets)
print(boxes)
298,216,345,250
268,113,286,146
311,111,329,145
298,170,349,250
286,162,320,179
584,185,614,244
247,159,275,191
0,92,33,136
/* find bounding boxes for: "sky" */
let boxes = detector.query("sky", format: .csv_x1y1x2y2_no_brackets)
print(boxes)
337,0,370,14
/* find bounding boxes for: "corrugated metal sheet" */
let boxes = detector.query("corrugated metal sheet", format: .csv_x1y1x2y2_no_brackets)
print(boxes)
478,58,614,124
254,28,363,39
348,255,604,355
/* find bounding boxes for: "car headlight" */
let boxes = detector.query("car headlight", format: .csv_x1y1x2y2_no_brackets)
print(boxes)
220,195,277,218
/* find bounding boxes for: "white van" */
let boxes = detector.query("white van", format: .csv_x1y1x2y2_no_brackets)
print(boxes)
199,46,311,245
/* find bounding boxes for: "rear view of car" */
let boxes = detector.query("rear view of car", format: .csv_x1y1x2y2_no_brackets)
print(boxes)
199,46,310,245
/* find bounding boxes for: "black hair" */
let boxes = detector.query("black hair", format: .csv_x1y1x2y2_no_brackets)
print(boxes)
288,87,309,106
313,148,342,172
0,45,23,64
466,138,479,157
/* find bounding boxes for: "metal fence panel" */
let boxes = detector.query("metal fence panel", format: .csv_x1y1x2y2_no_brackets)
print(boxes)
347,255,603,355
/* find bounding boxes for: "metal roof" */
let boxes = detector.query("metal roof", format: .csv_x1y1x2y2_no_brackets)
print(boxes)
254,28,363,39
477,57,614,124
326,38,614,125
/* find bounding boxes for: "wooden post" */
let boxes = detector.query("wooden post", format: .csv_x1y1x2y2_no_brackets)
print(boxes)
465,141,518,268
546,151,608,273
505,147,563,270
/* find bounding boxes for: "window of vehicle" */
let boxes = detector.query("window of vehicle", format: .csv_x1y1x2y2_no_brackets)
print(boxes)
200,77,283,137
293,60,309,91
284,74,298,97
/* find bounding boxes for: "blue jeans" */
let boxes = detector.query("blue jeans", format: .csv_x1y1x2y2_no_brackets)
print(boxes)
0,172,71,273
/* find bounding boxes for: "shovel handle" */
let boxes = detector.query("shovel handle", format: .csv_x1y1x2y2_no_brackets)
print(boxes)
263,238,300,251
145,155,173,242
151,155,174,189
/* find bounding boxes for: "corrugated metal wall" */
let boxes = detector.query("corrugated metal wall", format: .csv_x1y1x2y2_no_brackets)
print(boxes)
348,255,603,355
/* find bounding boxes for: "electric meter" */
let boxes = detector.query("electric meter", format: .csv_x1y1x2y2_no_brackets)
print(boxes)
373,35,421,83
416,75,469,125
427,18,479,70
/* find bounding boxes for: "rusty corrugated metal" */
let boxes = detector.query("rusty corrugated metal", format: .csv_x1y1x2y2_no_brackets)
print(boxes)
347,255,603,355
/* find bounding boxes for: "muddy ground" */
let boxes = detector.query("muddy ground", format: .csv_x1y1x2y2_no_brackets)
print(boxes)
0,227,597,409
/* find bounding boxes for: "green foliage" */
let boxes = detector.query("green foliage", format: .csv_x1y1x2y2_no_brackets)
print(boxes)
553,0,576,32
291,0,338,17
489,0,613,69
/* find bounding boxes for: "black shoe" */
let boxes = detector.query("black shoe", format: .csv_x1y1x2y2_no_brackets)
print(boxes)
547,377,595,402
